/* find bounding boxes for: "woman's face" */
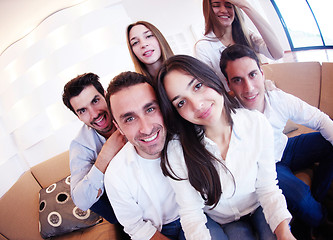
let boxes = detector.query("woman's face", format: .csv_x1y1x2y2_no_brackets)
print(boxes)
211,0,235,27
129,24,162,66
163,69,224,126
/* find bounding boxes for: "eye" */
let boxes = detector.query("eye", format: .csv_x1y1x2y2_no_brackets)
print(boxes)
177,99,186,108
92,98,99,104
77,109,86,115
125,116,135,123
249,71,257,78
194,82,202,91
225,2,233,8
231,78,242,84
147,107,155,113
146,34,154,39
131,40,139,47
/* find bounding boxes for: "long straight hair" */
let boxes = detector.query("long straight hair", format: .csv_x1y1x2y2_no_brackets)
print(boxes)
126,21,174,80
156,55,238,207
202,0,252,47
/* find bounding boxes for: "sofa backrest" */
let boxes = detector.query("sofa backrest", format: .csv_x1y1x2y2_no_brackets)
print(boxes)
31,151,70,188
0,171,43,240
261,62,321,108
320,62,333,119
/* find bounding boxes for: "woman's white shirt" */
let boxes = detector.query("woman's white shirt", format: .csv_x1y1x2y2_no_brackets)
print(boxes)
166,108,291,240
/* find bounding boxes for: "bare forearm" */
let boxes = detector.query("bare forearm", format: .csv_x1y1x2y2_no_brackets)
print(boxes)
237,1,284,59
274,220,296,240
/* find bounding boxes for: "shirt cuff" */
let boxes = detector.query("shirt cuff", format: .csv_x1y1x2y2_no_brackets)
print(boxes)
89,164,105,190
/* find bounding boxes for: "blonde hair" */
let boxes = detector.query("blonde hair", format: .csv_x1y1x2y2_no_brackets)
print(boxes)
126,21,174,80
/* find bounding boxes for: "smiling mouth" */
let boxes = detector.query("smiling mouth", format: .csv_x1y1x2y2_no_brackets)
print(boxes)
141,131,158,142
143,50,153,56
244,94,257,100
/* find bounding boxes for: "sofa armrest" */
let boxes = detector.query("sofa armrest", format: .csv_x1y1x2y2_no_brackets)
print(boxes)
31,151,70,188
0,171,43,240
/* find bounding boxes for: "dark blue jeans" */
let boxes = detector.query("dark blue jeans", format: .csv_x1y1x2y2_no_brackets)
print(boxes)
277,132,333,227
161,218,185,240
90,191,118,224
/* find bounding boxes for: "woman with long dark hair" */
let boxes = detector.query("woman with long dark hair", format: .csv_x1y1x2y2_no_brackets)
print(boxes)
156,55,295,240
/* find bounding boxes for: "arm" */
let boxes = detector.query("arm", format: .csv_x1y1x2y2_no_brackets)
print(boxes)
254,112,293,233
230,0,284,59
275,89,333,145
165,140,211,240
274,220,296,240
70,129,126,210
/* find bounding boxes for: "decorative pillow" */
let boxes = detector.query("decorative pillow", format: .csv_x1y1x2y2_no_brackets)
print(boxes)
39,176,102,238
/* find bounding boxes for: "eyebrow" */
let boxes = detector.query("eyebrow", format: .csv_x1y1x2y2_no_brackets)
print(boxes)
119,100,158,119
75,95,99,113
130,30,151,42
171,77,196,103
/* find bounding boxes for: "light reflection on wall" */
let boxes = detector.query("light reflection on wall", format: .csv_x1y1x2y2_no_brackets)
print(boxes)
0,0,134,197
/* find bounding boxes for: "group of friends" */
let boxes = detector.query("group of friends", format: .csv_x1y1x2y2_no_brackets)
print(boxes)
61,0,333,239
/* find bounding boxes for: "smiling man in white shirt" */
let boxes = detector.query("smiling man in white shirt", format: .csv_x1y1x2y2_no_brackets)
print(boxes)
104,71,187,240
220,44,333,239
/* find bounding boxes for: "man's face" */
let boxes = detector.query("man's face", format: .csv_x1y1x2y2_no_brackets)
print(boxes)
110,83,166,159
70,85,113,137
226,57,266,113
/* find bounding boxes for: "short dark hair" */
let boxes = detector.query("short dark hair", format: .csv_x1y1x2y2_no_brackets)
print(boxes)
62,73,104,115
220,44,260,81
105,71,153,120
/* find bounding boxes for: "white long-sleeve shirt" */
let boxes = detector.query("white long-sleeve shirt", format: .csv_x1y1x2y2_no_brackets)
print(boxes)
104,142,180,240
70,124,105,211
194,31,272,91
165,108,291,240
263,88,333,162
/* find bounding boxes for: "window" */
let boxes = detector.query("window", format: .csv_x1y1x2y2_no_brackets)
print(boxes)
271,0,333,50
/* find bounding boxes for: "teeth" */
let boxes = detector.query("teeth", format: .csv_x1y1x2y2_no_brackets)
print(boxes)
95,115,104,123
247,96,256,100
142,132,158,142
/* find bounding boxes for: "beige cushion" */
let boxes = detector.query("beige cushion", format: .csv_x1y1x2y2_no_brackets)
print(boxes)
262,62,321,108
0,171,43,240
320,62,333,119
31,151,70,188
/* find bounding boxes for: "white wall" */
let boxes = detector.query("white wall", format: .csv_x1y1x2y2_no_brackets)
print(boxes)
0,0,288,197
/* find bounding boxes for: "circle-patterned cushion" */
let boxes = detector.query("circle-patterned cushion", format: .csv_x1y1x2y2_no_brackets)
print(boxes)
39,176,102,238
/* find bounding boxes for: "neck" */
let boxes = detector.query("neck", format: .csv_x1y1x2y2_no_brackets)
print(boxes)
99,125,116,139
146,58,163,78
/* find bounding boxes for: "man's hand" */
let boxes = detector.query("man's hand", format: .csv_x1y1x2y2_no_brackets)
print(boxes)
95,130,126,174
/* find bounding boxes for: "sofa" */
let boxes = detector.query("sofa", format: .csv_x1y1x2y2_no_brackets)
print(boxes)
262,61,333,213
1,61,332,240
0,151,123,240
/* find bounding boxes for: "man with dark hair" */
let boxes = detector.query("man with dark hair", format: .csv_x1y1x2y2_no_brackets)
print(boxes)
104,71,185,240
220,44,333,238
62,72,126,223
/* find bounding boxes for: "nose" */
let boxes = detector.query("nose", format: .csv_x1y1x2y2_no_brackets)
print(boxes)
139,118,152,134
219,4,228,12
89,107,99,120
140,39,148,48
243,78,254,92
190,97,203,112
